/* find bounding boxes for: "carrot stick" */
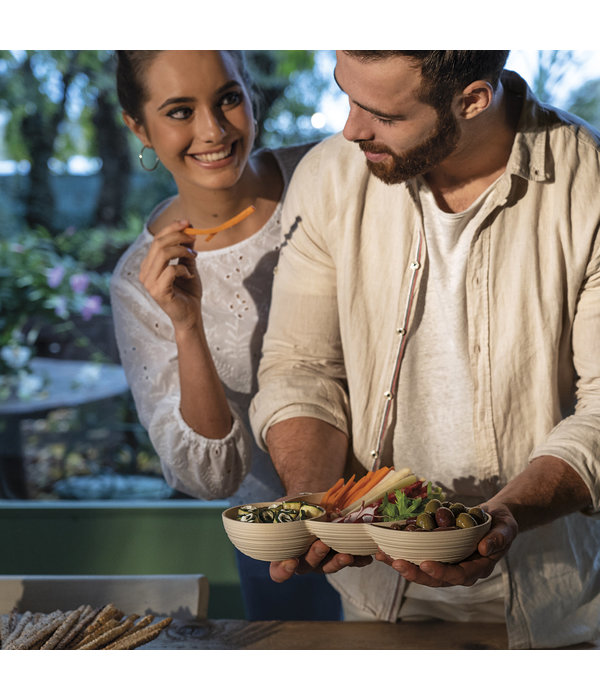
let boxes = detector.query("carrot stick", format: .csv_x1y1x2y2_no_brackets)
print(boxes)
321,478,345,508
184,205,256,239
330,475,356,511
340,467,391,509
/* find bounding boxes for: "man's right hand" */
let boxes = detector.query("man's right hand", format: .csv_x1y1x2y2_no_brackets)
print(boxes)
269,539,373,582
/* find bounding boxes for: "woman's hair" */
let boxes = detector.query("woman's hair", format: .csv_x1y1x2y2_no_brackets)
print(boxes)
115,50,256,124
344,50,510,111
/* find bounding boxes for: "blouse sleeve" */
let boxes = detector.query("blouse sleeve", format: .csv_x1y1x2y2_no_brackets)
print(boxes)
109,246,251,500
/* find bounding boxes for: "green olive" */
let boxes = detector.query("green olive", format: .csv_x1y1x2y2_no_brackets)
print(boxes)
415,512,436,530
456,512,477,529
467,506,486,525
449,502,467,517
424,498,442,514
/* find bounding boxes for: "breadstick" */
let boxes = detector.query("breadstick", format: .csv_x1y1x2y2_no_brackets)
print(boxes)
3,611,33,649
9,611,65,650
7,608,19,635
64,606,101,649
57,605,95,650
0,614,11,649
77,614,138,650
81,603,122,638
73,618,121,649
41,607,84,650
103,615,154,649
106,616,172,650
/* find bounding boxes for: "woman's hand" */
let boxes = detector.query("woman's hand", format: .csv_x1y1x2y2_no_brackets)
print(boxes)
374,501,518,587
139,219,202,330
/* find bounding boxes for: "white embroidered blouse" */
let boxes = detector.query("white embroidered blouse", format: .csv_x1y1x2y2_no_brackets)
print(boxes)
110,144,313,503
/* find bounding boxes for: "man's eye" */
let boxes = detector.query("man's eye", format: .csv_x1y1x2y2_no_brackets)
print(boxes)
167,106,192,120
373,115,396,126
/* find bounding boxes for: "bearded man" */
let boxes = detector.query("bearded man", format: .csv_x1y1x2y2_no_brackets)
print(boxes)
249,51,600,649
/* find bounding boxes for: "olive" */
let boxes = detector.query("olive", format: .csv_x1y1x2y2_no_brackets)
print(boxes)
456,512,477,529
449,502,467,517
404,524,418,531
434,506,456,528
415,512,436,530
424,498,442,514
467,506,486,525
441,501,452,508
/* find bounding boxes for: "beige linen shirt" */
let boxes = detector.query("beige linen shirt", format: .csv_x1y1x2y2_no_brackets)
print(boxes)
250,72,600,649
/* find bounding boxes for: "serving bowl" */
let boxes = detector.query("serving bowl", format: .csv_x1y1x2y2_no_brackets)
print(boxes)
307,520,379,556
221,496,326,562
368,513,492,564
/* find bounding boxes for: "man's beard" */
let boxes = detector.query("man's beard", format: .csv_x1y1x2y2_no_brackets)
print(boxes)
360,109,460,185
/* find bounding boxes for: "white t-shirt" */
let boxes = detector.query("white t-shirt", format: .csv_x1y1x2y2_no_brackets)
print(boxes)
397,175,504,619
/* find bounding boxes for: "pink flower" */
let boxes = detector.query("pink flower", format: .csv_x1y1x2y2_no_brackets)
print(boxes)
69,273,90,294
80,295,102,320
46,265,65,288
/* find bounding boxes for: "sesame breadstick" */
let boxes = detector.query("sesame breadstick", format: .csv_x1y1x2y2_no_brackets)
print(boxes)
77,614,138,650
57,605,96,650
103,615,154,649
73,618,121,649
106,617,172,650
2,611,33,649
9,611,65,650
41,607,84,650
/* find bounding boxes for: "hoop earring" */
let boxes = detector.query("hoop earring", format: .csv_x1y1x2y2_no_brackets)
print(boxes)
139,145,160,172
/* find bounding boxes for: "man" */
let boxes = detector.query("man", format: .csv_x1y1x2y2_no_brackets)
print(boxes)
249,51,600,649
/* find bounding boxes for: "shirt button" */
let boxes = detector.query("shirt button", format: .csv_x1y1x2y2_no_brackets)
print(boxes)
384,391,392,399
410,261,421,270
370,450,378,458
396,327,406,335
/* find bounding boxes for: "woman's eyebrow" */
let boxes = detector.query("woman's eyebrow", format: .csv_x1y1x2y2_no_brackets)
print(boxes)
333,68,404,120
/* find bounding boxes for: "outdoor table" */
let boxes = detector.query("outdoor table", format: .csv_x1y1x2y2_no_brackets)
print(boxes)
0,357,129,499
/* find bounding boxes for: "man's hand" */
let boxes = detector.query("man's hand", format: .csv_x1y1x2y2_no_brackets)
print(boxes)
374,501,518,587
270,539,373,583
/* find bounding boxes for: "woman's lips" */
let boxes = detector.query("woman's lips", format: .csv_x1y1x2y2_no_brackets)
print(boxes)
189,142,236,167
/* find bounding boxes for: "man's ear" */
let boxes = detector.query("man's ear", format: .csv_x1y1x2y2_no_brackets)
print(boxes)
457,80,494,120
122,111,152,148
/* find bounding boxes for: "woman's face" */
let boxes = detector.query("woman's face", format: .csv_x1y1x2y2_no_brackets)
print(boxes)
128,50,255,193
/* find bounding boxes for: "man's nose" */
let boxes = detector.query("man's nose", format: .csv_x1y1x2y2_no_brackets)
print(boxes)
342,103,373,143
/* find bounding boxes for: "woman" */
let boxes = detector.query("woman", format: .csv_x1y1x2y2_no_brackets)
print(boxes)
110,50,341,620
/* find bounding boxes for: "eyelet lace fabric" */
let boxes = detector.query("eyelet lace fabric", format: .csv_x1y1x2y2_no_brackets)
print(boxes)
110,144,314,503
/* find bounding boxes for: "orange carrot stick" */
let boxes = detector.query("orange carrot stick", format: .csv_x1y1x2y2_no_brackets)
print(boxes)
184,205,256,239
340,467,391,509
330,475,356,511
321,478,345,508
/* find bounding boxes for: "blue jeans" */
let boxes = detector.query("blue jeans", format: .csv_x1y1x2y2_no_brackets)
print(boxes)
235,549,342,621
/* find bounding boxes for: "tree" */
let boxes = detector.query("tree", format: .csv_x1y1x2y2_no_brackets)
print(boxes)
529,50,579,104
567,78,600,129
0,51,81,232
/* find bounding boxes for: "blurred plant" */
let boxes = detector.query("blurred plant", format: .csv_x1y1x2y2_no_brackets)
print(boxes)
0,227,108,396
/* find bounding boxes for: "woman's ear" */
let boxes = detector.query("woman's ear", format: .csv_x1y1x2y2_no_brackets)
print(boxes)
122,110,152,148
457,80,494,120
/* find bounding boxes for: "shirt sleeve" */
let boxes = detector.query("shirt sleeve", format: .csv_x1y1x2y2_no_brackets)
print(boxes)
249,145,351,450
529,236,600,513
109,248,251,500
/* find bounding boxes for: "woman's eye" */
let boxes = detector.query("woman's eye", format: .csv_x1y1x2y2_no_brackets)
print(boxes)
220,91,243,108
167,106,192,120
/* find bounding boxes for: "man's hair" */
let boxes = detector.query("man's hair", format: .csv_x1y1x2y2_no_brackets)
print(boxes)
344,50,510,110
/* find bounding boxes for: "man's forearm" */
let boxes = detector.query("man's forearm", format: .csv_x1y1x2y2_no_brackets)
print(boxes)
265,417,348,495
486,455,593,532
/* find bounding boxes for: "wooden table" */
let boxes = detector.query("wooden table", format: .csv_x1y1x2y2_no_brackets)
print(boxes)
143,618,511,650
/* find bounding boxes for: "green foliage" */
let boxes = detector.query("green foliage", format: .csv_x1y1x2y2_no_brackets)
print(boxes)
567,78,600,129
0,227,109,371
